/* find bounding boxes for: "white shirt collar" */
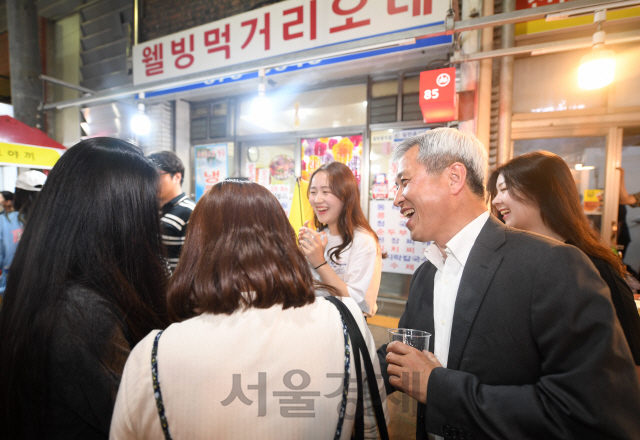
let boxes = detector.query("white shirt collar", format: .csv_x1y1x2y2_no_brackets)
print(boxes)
424,211,490,271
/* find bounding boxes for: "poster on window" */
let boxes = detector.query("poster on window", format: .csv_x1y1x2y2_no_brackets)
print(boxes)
583,189,603,214
195,144,228,201
370,200,430,275
370,129,429,201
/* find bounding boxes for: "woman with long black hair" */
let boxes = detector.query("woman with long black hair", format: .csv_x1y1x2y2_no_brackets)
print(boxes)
0,138,169,439
488,150,640,379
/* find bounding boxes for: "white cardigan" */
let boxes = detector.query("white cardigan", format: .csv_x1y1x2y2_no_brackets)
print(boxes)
110,297,388,440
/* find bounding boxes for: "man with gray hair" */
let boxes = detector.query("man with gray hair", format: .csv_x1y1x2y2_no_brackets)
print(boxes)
379,127,640,439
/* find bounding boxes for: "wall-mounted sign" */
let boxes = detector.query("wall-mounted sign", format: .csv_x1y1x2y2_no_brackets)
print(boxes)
133,0,448,85
370,200,430,275
0,141,63,169
195,144,228,201
419,67,456,123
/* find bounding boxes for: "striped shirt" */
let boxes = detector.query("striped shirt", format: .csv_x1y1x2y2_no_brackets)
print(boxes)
160,193,195,271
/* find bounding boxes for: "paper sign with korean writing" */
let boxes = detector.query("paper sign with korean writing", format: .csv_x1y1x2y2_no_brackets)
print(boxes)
370,200,430,275
370,128,429,200
0,141,63,169
195,144,228,201
419,67,456,123
269,184,292,213
133,0,448,85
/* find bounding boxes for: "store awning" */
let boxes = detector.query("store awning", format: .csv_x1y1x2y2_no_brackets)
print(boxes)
0,116,65,169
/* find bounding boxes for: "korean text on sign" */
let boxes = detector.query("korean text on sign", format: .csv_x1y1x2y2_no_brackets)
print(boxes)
133,0,447,85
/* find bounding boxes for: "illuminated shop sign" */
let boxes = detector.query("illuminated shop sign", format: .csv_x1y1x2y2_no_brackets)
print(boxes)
419,67,456,123
144,35,451,98
133,0,448,86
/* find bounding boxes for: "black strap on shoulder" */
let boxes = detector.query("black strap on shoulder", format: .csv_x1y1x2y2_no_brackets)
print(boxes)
325,296,389,440
151,330,173,440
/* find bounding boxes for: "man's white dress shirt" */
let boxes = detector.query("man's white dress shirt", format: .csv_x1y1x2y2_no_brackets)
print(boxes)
423,211,490,367
423,211,489,440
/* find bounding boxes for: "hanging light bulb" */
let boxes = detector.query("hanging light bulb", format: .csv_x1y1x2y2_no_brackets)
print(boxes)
250,68,272,124
578,10,615,90
131,102,151,136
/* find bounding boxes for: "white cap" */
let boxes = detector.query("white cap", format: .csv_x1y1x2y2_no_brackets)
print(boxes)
15,170,47,192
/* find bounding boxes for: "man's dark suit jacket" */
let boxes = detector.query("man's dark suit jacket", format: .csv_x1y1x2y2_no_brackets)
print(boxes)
378,215,640,440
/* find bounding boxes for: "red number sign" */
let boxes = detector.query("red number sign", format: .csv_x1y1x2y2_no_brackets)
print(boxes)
419,67,456,123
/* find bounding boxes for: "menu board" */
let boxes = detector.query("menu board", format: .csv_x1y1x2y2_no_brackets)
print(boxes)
370,200,430,275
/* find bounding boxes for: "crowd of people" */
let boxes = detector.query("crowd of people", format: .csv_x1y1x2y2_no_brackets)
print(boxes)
0,128,638,439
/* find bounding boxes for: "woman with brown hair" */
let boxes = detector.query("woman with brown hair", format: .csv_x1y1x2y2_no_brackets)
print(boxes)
488,151,640,377
110,179,388,439
299,162,383,317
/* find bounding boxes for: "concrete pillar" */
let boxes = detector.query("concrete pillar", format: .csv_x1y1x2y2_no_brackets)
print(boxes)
175,99,193,198
457,0,481,135
475,0,494,151
7,0,43,129
497,0,515,165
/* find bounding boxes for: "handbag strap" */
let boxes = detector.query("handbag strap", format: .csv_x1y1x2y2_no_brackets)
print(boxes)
151,330,173,440
333,315,351,440
325,296,389,440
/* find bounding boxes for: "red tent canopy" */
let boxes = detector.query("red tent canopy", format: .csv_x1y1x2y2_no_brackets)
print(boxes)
0,116,66,150
0,116,66,169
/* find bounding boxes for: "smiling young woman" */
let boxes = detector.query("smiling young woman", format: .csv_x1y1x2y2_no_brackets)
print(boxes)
487,151,640,378
299,162,384,317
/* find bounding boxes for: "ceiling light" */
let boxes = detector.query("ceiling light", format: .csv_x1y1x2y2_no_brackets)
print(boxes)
131,103,151,136
250,68,273,124
578,10,615,90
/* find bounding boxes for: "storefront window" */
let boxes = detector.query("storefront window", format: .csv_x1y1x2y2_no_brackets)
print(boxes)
613,44,640,108
190,99,230,141
368,128,431,300
371,79,398,98
243,144,296,215
513,51,607,113
238,84,366,135
513,136,606,232
370,78,398,124
401,75,422,121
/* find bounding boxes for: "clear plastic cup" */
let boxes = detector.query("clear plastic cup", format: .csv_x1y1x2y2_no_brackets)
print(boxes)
388,328,432,352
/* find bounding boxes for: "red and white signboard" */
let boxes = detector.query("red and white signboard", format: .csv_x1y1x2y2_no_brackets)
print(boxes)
419,67,456,123
133,0,447,85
